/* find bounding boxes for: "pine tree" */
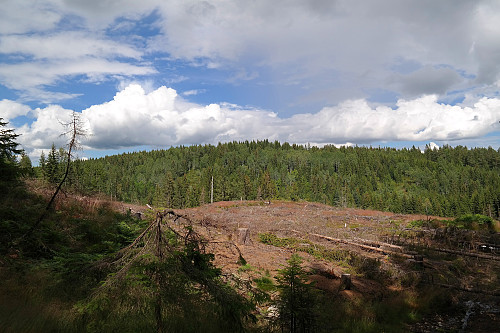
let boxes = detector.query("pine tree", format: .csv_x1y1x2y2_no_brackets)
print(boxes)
275,254,317,333
19,151,33,176
39,151,47,179
46,143,59,184
0,117,21,180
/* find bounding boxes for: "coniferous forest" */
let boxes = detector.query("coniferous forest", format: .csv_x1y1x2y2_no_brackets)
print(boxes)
3,116,500,332
41,140,500,219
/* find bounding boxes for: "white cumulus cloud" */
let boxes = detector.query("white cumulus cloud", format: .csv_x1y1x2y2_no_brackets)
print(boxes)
81,84,279,148
16,105,73,150
79,84,500,148
0,99,32,121
285,96,500,143
9,84,500,158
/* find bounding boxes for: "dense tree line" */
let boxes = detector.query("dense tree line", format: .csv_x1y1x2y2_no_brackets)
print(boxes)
41,140,500,218
1,117,33,180
4,119,495,331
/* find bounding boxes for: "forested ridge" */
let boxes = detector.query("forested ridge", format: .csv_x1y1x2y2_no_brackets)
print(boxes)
42,140,500,218
4,119,500,332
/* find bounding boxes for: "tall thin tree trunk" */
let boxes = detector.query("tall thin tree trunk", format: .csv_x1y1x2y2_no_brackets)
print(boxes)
21,112,85,239
155,215,164,332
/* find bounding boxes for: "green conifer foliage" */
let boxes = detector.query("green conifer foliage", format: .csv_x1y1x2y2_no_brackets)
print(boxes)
0,117,21,180
65,141,500,218
45,143,59,184
78,210,255,332
275,254,317,333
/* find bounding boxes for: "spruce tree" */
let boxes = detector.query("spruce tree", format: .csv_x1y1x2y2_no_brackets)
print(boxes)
39,151,47,179
0,117,22,180
19,151,33,176
46,143,59,184
275,254,317,333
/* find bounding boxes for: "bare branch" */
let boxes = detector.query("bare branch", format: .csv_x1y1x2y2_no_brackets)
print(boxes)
21,111,88,239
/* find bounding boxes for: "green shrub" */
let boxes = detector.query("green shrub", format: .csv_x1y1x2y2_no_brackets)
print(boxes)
451,214,493,229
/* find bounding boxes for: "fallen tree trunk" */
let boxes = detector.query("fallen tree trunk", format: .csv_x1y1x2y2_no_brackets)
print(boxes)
302,231,414,258
352,237,404,252
436,283,500,297
291,230,500,262
428,247,500,261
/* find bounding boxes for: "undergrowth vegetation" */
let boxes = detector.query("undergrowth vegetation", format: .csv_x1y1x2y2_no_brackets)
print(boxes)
408,214,498,231
257,232,465,332
1,179,150,332
258,232,387,279
2,177,459,332
0,179,265,332
1,119,497,332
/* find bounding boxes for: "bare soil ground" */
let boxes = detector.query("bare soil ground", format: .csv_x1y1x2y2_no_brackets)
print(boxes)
29,181,499,332
173,200,439,271
172,200,500,333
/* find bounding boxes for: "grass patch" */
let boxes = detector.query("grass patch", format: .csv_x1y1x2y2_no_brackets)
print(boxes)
258,232,393,281
258,232,351,264
450,214,494,230
0,180,151,332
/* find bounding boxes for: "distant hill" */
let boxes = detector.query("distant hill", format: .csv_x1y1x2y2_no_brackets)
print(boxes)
50,140,500,218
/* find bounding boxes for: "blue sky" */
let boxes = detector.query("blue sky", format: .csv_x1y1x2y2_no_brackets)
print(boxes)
1,0,500,163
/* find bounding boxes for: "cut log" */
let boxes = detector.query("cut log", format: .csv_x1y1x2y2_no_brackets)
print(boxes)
341,274,352,290
430,247,500,261
308,232,413,258
237,228,251,245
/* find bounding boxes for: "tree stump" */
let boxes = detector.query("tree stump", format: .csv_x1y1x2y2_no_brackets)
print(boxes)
341,274,352,290
237,228,251,245
413,255,424,267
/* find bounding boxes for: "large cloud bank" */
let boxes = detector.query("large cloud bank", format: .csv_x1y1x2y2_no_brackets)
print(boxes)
10,84,500,156
1,1,500,105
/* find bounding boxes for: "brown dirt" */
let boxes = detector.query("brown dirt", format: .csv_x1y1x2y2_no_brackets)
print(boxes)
173,200,499,332
166,200,444,291
25,179,500,331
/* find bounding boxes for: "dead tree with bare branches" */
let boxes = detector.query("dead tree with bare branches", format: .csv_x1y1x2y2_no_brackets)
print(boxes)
79,209,257,333
23,111,87,238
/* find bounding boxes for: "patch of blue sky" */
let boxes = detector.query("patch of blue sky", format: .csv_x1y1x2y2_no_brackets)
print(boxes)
457,69,476,80
8,115,33,128
106,9,162,42
0,52,35,64
365,88,400,105
0,84,18,101
156,58,280,111
438,93,466,105
50,76,120,111
389,57,421,74
81,145,158,160
150,56,350,117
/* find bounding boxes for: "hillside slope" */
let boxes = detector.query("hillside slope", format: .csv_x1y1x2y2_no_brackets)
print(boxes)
2,178,499,332
54,141,500,218
172,200,500,332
